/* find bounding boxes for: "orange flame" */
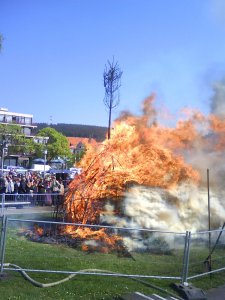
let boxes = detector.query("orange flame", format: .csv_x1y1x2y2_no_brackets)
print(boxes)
64,95,209,225
62,95,225,242
62,226,122,253
34,224,44,236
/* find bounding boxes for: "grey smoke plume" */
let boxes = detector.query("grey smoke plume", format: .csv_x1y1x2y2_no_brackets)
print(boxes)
210,77,225,117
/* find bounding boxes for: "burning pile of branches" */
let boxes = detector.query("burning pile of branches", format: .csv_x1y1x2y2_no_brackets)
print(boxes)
64,96,201,225
59,94,225,250
20,223,134,256
22,95,225,252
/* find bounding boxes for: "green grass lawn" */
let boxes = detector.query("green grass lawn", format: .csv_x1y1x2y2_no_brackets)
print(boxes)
1,234,178,299
1,216,225,299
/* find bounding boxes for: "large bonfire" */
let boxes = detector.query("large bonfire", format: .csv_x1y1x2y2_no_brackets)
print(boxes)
63,95,225,237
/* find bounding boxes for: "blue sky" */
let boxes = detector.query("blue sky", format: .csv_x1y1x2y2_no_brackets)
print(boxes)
0,0,225,126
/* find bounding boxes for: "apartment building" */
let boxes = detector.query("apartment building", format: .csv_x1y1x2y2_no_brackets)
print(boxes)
0,107,36,137
0,107,48,167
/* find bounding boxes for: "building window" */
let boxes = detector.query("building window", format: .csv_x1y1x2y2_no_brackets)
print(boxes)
23,127,32,136
25,117,32,125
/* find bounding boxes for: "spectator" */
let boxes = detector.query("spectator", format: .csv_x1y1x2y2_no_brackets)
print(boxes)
6,176,14,201
58,179,65,196
50,176,60,205
37,178,46,206
13,178,20,194
0,175,6,194
18,176,27,194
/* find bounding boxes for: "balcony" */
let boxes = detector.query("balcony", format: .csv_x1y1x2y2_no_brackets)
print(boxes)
0,118,36,127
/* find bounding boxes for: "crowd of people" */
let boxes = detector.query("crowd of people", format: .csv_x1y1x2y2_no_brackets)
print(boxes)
0,170,73,206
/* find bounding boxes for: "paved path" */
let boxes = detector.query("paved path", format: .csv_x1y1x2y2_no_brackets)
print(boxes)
206,285,225,299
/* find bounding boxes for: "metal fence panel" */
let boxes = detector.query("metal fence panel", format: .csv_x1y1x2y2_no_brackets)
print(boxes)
0,193,62,219
187,228,225,280
3,200,225,283
3,218,185,280
0,193,64,207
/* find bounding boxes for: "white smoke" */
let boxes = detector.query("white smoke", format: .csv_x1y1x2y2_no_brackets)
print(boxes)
101,184,225,233
100,184,225,251
210,77,225,117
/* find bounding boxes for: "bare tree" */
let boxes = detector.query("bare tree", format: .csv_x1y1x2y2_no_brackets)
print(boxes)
103,58,122,139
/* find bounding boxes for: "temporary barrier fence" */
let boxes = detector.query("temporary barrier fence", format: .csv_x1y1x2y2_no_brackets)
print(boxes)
0,193,63,215
0,214,225,285
0,216,187,283
186,227,225,281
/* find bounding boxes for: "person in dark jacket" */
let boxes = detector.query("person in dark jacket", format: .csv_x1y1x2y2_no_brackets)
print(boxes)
13,178,20,194
0,175,6,194
18,177,27,194
37,178,46,206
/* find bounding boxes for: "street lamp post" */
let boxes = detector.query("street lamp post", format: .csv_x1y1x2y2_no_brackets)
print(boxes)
43,149,48,178
1,147,4,174
1,138,8,175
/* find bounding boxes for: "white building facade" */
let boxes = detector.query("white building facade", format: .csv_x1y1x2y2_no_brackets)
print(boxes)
0,107,48,168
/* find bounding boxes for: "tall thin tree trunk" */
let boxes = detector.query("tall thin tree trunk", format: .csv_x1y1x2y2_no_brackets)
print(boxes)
108,100,112,139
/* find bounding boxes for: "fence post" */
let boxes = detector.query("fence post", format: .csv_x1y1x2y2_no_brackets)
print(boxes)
181,231,191,284
0,215,8,275
1,193,5,216
0,195,2,216
2,193,5,215
0,215,4,255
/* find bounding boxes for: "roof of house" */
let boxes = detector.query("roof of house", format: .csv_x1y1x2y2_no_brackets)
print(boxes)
67,137,98,149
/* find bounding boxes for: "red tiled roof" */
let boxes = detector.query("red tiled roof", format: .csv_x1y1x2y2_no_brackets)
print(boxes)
67,137,97,148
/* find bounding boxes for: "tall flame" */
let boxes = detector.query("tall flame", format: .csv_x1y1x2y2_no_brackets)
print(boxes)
65,95,225,227
62,94,225,252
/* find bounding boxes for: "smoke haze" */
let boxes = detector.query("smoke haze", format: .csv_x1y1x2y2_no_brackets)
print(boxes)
210,77,225,117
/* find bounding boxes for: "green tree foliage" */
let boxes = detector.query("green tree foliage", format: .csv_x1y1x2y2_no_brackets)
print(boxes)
24,137,41,156
37,127,71,162
0,124,29,154
0,124,22,139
